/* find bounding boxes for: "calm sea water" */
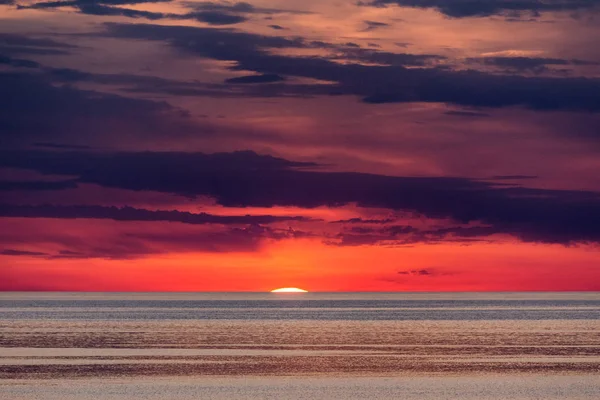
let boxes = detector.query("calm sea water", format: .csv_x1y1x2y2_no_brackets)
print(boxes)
1,292,599,399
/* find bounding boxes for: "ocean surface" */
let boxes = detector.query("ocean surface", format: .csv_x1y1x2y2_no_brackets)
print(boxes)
1,292,599,399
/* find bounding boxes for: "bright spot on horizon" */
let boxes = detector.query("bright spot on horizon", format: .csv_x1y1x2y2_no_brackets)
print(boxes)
270,287,308,293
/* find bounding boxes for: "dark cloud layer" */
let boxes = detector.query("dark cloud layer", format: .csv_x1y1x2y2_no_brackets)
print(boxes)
24,0,171,8
0,248,91,259
0,33,76,49
18,0,303,20
0,33,76,57
2,149,600,245
18,0,250,25
490,175,538,180
187,11,247,24
333,47,445,67
333,224,494,246
334,224,420,246
15,21,597,115
225,73,285,84
397,269,432,276
72,4,167,20
331,218,396,224
363,20,390,31
38,64,311,98
468,56,600,74
14,0,311,26
361,0,600,18
0,180,78,191
0,71,207,147
0,226,297,259
34,142,92,150
0,54,41,68
443,110,490,118
103,23,600,111
1,249,48,256
186,1,256,12
184,1,308,15
0,204,311,225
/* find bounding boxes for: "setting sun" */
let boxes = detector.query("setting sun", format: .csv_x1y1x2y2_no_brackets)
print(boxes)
270,287,308,293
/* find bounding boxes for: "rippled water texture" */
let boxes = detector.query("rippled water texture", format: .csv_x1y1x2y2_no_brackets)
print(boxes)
1,292,599,399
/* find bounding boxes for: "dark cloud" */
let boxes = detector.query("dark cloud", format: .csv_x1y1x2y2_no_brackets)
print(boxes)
444,110,490,118
360,0,600,18
0,33,76,49
0,180,78,191
0,54,41,68
268,24,285,30
185,1,256,13
55,250,85,257
0,46,70,56
1,229,263,259
468,56,600,74
329,233,388,246
2,149,600,244
104,22,305,59
183,1,309,15
383,225,418,235
74,4,167,19
17,0,249,25
360,69,600,110
333,225,418,246
347,226,377,234
490,175,538,180
0,149,316,180
45,66,200,88
119,224,310,256
103,23,600,111
476,56,568,68
397,269,432,275
187,11,247,25
3,249,88,259
33,63,327,100
331,218,395,224
0,221,311,259
121,228,257,255
34,142,93,150
0,71,209,147
332,224,495,246
0,204,312,225
124,80,328,99
1,249,49,256
225,73,285,84
275,31,436,68
0,33,76,57
15,0,315,25
425,226,498,238
363,20,390,31
103,22,440,71
23,0,171,9
335,47,445,66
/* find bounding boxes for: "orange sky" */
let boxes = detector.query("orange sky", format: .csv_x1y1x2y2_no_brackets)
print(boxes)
3,234,599,291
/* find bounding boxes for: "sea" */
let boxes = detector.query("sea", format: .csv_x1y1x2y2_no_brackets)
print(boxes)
0,292,599,399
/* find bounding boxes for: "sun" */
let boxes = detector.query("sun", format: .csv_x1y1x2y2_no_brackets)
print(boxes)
270,287,308,293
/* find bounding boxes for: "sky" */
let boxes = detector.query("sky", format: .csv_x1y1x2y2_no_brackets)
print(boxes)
1,0,600,291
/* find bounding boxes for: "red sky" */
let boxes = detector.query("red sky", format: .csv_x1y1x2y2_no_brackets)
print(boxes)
1,0,600,291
